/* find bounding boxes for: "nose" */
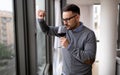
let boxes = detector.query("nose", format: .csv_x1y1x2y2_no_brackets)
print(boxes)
63,20,68,25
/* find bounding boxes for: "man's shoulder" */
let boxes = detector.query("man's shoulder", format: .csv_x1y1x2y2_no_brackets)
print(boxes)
82,25,93,32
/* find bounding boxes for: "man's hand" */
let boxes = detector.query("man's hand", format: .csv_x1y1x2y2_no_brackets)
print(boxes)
60,37,69,48
38,10,46,19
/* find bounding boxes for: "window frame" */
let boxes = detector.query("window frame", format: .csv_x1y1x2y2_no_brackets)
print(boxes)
14,0,37,75
14,0,55,75
44,0,55,75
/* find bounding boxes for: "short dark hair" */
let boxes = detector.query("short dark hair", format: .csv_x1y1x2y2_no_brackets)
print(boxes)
62,4,80,15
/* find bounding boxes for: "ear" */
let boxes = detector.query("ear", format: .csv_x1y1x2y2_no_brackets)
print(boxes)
76,14,80,21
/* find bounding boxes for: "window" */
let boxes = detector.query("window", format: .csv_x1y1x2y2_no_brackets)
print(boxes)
0,0,16,75
118,4,120,49
93,5,101,61
35,0,55,75
93,5,101,40
35,0,46,75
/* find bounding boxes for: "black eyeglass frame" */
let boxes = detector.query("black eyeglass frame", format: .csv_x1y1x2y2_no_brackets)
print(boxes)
62,15,77,22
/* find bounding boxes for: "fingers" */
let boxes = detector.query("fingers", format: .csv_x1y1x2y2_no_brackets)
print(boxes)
60,37,69,48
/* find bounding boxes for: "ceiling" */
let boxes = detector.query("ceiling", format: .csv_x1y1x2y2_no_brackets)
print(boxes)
67,0,120,5
67,0,100,5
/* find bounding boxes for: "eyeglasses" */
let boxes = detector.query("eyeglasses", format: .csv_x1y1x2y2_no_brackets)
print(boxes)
62,15,77,22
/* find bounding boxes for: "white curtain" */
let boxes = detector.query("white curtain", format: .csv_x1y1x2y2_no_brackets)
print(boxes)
53,0,62,75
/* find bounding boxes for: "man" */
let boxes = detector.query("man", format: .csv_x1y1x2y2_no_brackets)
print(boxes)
38,4,96,75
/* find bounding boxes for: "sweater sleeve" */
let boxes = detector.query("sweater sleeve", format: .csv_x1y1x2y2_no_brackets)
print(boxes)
68,31,97,65
38,19,65,37
38,19,50,34
38,19,60,36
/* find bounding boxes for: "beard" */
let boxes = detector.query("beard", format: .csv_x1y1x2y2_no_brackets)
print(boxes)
69,21,79,30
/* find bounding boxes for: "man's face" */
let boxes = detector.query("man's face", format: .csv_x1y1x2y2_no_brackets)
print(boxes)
62,11,80,30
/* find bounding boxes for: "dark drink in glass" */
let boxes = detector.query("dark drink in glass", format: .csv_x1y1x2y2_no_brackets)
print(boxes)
57,26,66,37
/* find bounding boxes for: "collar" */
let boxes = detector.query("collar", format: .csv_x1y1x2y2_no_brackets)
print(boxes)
72,22,83,32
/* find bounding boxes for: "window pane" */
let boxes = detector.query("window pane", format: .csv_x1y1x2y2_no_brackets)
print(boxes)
0,0,16,75
35,0,46,75
93,5,101,61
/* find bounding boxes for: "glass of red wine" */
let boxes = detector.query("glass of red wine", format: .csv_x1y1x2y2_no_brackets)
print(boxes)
57,25,66,48
57,26,66,37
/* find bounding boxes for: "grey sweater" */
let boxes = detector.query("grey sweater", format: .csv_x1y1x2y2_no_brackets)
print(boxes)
39,19,97,75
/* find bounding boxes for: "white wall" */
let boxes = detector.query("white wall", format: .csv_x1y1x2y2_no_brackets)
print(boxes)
79,5,93,30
